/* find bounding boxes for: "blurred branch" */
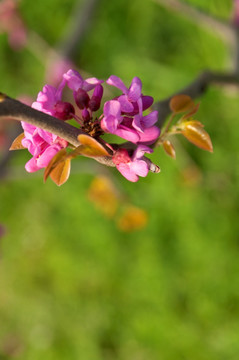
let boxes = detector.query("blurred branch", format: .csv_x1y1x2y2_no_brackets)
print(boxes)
153,0,234,45
154,71,239,125
57,0,101,60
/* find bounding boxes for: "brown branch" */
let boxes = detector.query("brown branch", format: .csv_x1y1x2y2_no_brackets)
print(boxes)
154,71,239,126
0,94,116,168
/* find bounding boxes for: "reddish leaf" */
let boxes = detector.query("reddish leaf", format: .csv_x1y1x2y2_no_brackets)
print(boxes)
170,95,195,113
163,140,176,159
43,148,68,183
180,121,213,152
9,132,25,150
49,158,71,186
77,134,111,157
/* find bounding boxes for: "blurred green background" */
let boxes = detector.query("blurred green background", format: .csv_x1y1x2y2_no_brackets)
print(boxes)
1,0,239,359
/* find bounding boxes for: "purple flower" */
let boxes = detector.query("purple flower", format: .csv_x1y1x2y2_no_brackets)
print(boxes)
101,99,160,144
63,69,103,92
21,122,67,173
101,100,139,143
113,145,153,182
106,75,142,113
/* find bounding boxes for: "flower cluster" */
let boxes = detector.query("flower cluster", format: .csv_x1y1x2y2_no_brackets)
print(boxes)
21,70,160,182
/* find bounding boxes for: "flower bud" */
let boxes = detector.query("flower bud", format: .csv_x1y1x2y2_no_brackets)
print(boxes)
75,88,90,109
89,84,103,111
82,108,91,122
54,101,75,120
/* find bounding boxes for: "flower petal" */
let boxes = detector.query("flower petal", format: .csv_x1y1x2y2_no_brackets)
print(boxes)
128,77,142,102
25,157,40,173
114,126,140,143
37,145,61,168
131,159,149,177
104,100,121,117
118,95,134,113
116,163,139,182
132,114,144,133
142,96,154,110
133,145,153,160
106,75,128,94
63,69,83,91
82,77,104,92
101,115,120,133
141,110,158,128
137,126,160,144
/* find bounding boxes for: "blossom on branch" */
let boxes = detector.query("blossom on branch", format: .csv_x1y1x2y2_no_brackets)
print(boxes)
112,146,153,182
18,69,161,183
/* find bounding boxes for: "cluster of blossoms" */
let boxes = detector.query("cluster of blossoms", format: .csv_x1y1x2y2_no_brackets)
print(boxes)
21,69,160,182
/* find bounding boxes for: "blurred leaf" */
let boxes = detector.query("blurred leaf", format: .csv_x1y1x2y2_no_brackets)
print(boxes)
180,120,213,152
9,133,25,150
88,176,119,217
117,206,148,232
77,134,111,157
49,158,71,186
163,140,176,159
170,94,195,113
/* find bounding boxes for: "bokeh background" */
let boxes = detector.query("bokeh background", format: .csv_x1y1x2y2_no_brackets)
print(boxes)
1,0,239,359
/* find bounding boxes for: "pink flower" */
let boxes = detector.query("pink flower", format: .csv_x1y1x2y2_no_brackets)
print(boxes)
112,145,153,182
32,84,74,120
21,122,67,173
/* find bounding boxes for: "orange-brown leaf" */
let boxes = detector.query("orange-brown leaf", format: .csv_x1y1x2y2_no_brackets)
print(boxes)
44,148,68,183
181,122,213,152
49,158,71,186
170,95,195,113
163,140,176,159
77,134,111,157
182,103,200,119
9,132,25,150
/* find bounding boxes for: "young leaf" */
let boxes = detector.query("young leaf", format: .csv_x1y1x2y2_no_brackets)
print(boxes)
182,103,200,120
170,95,195,114
49,158,71,186
9,132,25,150
163,140,176,159
77,134,111,157
44,148,68,183
180,121,213,152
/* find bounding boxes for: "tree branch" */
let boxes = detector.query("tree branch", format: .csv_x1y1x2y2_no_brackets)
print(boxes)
154,71,239,126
